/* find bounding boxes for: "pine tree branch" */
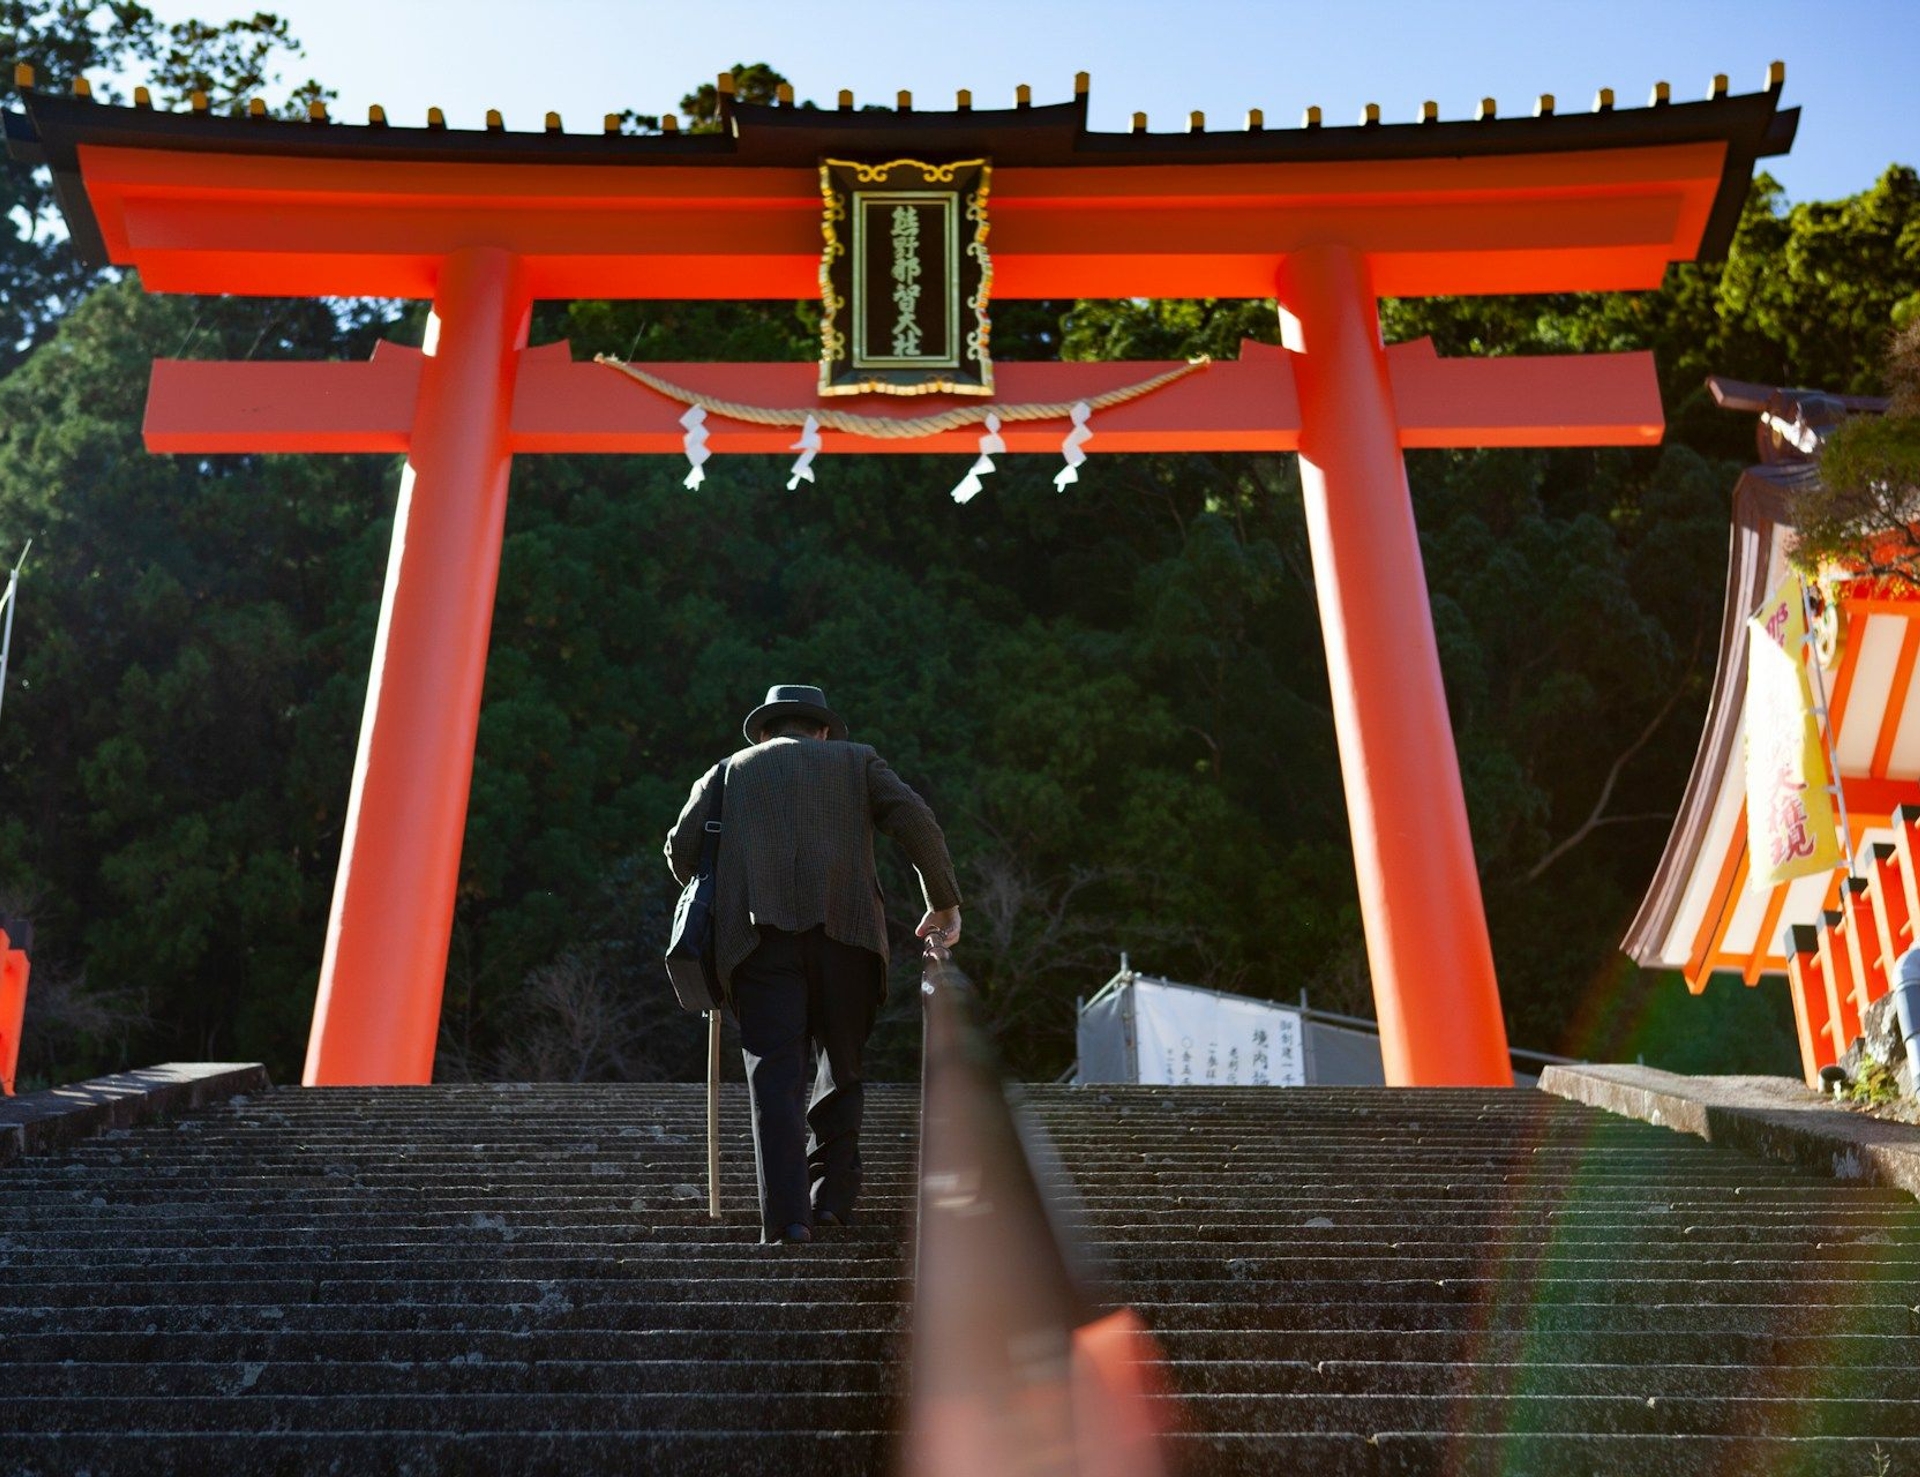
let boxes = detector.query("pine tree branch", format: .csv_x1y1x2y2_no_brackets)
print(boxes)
1524,635,1699,883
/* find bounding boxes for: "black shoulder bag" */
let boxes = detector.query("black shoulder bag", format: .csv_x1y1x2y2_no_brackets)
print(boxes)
665,759,730,1012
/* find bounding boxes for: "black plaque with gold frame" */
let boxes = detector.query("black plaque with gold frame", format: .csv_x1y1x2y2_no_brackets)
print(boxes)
819,158,992,397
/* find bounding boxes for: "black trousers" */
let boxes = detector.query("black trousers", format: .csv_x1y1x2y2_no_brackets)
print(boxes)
731,926,882,1240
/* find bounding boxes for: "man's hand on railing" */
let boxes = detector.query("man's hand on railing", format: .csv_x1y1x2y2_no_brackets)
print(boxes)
917,906,962,951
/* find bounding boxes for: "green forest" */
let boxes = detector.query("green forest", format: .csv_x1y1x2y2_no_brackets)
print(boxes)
3,10,1919,1089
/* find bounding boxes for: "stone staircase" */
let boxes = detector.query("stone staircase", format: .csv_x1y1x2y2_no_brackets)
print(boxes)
1054,1087,1920,1476
5,1082,1920,1474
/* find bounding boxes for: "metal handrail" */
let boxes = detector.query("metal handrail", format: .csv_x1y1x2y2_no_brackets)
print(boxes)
907,941,1173,1477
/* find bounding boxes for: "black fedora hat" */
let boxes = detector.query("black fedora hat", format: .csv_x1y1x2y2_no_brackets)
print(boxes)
743,684,848,744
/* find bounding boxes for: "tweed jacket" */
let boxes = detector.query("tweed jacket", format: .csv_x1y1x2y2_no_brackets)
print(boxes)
665,738,962,999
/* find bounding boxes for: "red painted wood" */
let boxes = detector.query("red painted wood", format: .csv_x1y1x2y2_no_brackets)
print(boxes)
144,343,424,454
1275,243,1512,1087
302,248,530,1087
1787,925,1834,1084
142,341,1663,457
80,141,1731,301
1868,843,1912,982
1842,877,1888,1018
0,929,27,1097
1816,911,1862,1060
1894,808,1920,958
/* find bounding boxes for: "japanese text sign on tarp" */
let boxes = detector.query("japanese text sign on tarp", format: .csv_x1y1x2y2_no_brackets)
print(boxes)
1744,573,1843,889
819,158,993,397
1128,979,1306,1087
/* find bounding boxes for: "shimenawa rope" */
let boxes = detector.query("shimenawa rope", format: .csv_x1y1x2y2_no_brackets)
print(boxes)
592,354,1211,439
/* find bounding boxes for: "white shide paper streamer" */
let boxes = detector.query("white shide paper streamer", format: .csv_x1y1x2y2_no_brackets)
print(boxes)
950,413,1006,504
680,405,711,489
1054,402,1093,490
787,414,822,490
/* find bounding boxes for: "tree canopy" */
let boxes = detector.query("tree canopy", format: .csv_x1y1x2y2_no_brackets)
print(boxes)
3,36,1911,1088
1,3,331,367
1787,321,1920,583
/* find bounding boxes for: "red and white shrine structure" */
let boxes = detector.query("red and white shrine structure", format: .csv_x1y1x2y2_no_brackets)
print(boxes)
4,66,1796,1088
1627,381,1917,1085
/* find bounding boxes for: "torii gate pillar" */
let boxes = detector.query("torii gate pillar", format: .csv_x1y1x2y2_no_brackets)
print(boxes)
303,247,530,1086
1277,245,1513,1086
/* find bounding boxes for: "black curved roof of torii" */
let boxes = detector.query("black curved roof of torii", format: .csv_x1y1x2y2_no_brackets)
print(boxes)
4,78,1798,273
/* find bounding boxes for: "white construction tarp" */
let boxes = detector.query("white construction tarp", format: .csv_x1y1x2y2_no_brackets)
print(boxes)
1078,975,1306,1086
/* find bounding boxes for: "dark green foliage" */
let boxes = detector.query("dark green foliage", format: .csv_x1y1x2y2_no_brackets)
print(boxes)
1379,168,1920,461
1845,1057,1903,1107
1,4,332,367
679,62,795,134
1560,961,1801,1078
1791,322,1920,583
0,282,391,1080
1,44,1915,1085
137,13,331,115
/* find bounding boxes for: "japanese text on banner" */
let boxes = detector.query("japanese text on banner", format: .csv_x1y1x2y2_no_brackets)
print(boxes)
1743,574,1843,889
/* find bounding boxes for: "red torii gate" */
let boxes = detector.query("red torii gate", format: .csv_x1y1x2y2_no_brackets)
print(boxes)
4,67,1795,1088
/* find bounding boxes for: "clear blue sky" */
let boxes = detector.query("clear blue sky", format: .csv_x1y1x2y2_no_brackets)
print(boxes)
151,0,1914,205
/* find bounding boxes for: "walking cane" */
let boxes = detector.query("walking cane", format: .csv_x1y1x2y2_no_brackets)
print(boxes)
706,1007,722,1220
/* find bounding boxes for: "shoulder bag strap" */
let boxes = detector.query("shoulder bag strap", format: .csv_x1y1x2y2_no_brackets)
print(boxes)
696,758,731,878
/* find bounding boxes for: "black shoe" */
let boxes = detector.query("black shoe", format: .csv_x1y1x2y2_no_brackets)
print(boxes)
815,1209,850,1229
777,1222,812,1245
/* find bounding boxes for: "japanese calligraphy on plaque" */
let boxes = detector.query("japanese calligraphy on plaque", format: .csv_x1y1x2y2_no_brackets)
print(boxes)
818,158,992,397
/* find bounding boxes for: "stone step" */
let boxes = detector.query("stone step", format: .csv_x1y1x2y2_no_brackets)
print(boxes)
3,1390,897,1435
20,1245,1911,1282
1148,1323,1920,1363
4,1189,1883,1216
7,1258,1896,1297
0,1432,895,1476
2,1219,1888,1244
21,1164,1811,1190
1,1356,903,1398
6,1212,1900,1241
0,1272,911,1308
0,1327,899,1366
7,1300,912,1336
1171,1431,1920,1477
2,1227,901,1252
1208,1359,1920,1400
7,1297,1898,1339
11,1325,1898,1375
11,1388,1912,1442
18,1352,1920,1421
1126,1299,1920,1336
36,1353,1910,1406
0,1252,898,1280
1165,1392,1920,1438
0,1196,910,1217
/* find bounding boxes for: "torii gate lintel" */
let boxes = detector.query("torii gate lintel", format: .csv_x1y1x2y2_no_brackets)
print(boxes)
144,334,1662,456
